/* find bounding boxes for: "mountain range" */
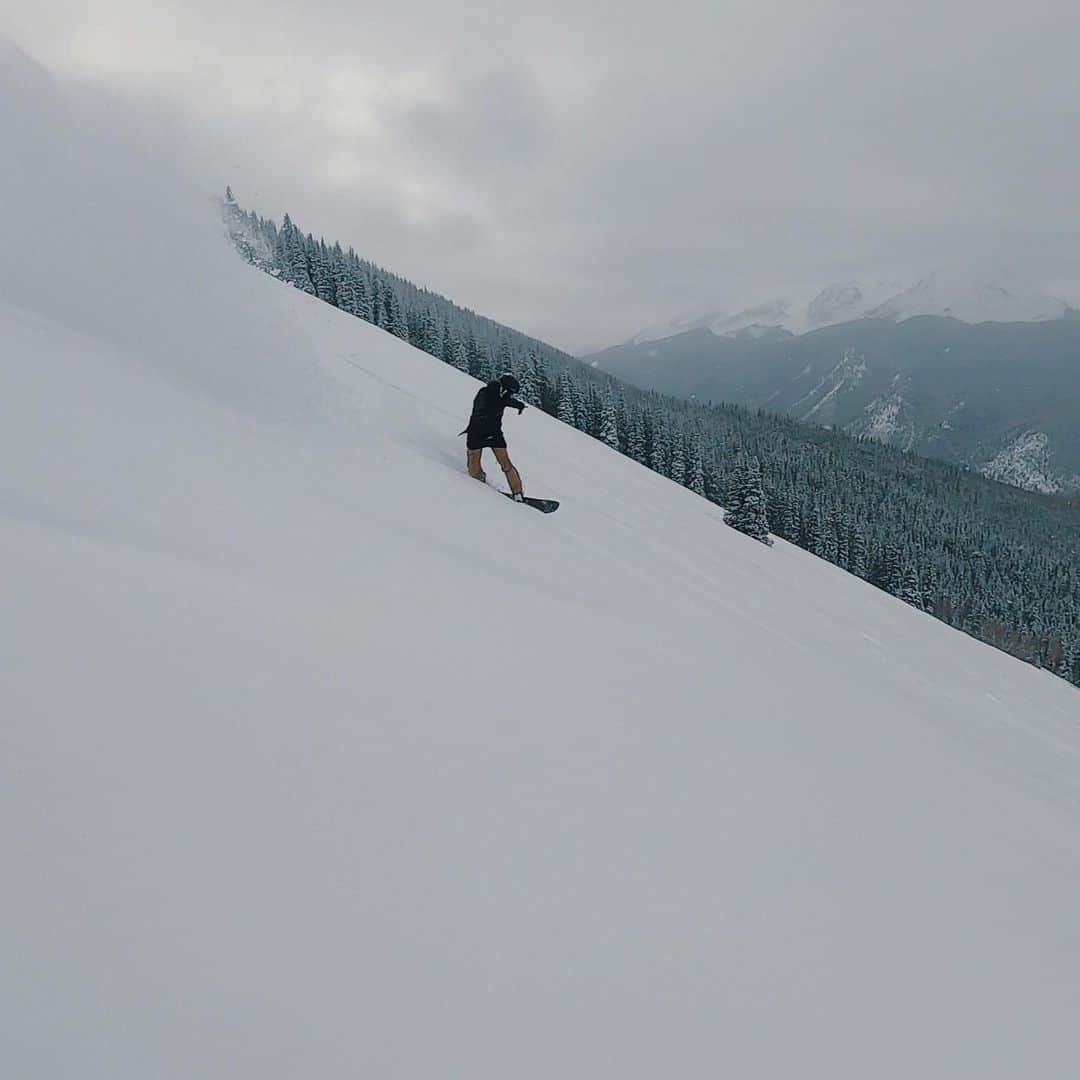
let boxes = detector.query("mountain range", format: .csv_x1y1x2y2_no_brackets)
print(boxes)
592,279,1080,493
626,272,1072,343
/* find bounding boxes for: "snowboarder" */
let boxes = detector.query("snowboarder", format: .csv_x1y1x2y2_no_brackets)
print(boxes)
462,373,527,499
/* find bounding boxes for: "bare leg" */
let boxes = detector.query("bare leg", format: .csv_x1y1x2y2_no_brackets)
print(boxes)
467,449,486,481
493,447,523,496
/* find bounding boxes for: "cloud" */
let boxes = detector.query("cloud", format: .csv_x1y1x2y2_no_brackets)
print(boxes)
4,0,1080,352
392,69,553,174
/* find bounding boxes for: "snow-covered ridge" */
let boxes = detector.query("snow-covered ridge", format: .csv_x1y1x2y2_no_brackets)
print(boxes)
868,273,1069,325
628,272,1071,345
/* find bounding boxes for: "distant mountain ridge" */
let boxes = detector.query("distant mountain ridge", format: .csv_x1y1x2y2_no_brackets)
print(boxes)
626,272,1072,345
592,308,1080,495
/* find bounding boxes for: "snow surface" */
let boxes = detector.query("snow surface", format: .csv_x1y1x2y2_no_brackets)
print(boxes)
627,273,1069,345
4,45,1080,1079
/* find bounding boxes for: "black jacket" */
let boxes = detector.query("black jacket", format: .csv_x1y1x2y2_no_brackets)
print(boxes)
464,381,524,437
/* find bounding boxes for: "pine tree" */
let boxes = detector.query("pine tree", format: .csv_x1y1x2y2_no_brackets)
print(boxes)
773,488,798,541
1066,636,1080,685
292,234,315,295
805,508,827,556
599,388,619,449
522,353,546,407
848,524,868,578
355,273,373,321
724,452,745,508
440,323,455,365
879,543,904,595
556,371,576,426
478,348,497,383
724,457,772,545
384,289,408,339
670,437,686,484
627,409,647,464
614,393,630,453
630,408,643,460
534,354,551,409
570,378,588,432
421,309,440,354
898,564,923,607
649,421,668,474
450,339,469,373
312,244,334,303
496,337,514,378
687,439,706,496
822,509,840,564
221,187,254,260
836,511,852,568
273,214,294,284
335,266,357,314
963,594,988,635
372,279,387,328
463,333,481,377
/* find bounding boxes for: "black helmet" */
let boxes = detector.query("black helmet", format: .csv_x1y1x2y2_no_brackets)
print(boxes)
498,373,521,394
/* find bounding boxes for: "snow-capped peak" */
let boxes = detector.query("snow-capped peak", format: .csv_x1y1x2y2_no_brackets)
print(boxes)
866,270,1069,325
805,279,906,329
624,273,1071,347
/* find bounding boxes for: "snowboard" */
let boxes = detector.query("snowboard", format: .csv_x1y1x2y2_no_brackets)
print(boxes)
504,492,560,514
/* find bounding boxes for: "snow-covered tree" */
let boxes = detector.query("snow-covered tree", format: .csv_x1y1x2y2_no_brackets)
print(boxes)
898,564,923,607
384,290,408,339
687,439,706,496
450,340,469,373
496,337,514,378
335,265,357,314
649,421,667,474
627,410,647,464
724,457,772,545
556,371,576,426
848,524,868,578
599,388,619,449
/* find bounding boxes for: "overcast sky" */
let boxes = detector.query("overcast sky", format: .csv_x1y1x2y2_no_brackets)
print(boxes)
4,1,1080,352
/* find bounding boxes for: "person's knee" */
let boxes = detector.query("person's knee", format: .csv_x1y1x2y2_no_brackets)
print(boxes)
499,456,516,474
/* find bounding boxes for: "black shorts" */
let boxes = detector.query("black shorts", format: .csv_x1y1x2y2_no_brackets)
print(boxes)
466,430,507,451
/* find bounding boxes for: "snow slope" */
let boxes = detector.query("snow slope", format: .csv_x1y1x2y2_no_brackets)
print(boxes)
4,47,1080,1079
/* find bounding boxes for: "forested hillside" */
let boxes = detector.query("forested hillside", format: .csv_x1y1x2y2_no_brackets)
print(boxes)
223,191,1080,689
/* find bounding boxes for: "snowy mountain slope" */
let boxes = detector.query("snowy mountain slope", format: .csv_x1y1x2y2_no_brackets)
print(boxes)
981,430,1080,495
624,274,1069,345
4,48,1080,1079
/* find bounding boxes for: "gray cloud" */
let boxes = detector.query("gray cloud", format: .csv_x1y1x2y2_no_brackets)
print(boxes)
393,70,553,173
4,0,1080,352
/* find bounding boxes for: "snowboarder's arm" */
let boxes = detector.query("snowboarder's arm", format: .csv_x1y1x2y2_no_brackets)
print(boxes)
508,396,525,414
